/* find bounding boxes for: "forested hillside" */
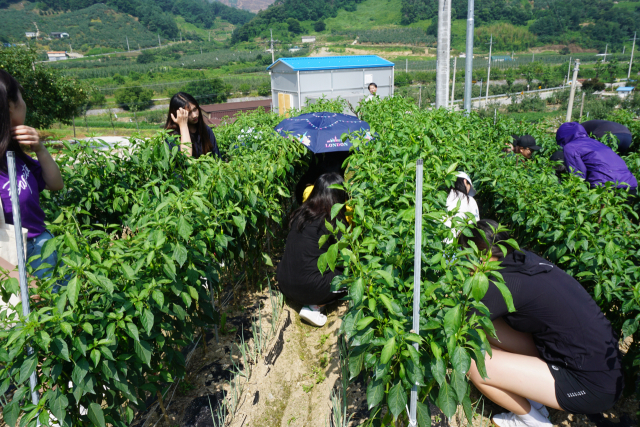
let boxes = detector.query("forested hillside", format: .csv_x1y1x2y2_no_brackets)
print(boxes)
230,0,366,43
2,0,254,41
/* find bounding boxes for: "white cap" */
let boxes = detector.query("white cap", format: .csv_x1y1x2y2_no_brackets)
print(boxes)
455,171,476,197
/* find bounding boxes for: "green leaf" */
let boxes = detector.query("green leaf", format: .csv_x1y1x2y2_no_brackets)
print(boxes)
173,244,188,268
19,355,37,385
87,402,106,427
471,271,489,302
152,289,164,308
443,304,462,338
134,340,152,367
232,215,246,235
605,240,616,258
64,231,79,252
66,275,79,307
366,377,384,409
90,349,101,368
317,252,328,275
52,338,70,361
3,399,20,426
326,243,338,272
49,390,69,423
375,270,394,287
356,316,375,330
331,203,345,220
451,369,468,402
126,322,140,342
416,400,431,427
387,381,408,420
380,336,396,364
451,346,471,374
177,216,194,240
437,382,458,418
351,277,364,307
141,309,154,334
491,279,515,312
72,357,89,385
262,253,273,267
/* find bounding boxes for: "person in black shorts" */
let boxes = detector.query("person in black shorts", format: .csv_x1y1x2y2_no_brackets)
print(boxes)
277,172,348,327
461,220,623,427
581,120,633,154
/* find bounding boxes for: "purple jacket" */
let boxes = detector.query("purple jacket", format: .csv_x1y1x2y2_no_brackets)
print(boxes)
556,122,637,189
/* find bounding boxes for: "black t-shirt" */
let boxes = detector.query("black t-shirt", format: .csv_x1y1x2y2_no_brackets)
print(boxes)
276,216,343,306
482,250,622,393
581,120,631,140
166,125,221,159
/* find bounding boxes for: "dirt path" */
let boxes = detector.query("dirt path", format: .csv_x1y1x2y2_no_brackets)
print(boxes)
229,300,348,427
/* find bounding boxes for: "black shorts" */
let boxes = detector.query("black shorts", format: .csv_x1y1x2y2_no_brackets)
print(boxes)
548,363,622,414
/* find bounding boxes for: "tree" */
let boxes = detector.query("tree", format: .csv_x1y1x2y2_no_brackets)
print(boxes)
505,68,516,92
182,78,228,104
314,20,326,32
113,74,126,85
88,90,107,107
287,18,303,35
258,82,271,96
137,50,156,64
607,58,620,83
239,83,251,95
559,46,571,55
0,47,89,128
594,61,606,80
114,87,154,111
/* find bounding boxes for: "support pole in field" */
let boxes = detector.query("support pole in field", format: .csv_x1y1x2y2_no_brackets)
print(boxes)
579,92,586,119
126,36,130,52
628,32,636,80
158,34,161,47
270,29,275,64
406,58,408,73
408,159,424,427
72,115,76,138
435,0,452,108
485,34,493,107
463,0,474,113
419,86,422,108
566,57,572,87
603,44,608,63
7,152,40,422
450,56,457,110
566,59,580,122
134,111,139,131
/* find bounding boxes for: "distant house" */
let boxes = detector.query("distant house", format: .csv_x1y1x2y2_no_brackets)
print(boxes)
47,51,68,61
288,46,301,53
50,32,70,39
491,55,513,62
25,32,37,38
301,36,316,43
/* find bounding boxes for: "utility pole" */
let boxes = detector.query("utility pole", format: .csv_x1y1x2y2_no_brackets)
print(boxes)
270,29,275,63
485,34,493,107
68,43,72,53
180,32,182,42
463,0,475,113
158,34,161,47
450,56,457,109
532,53,534,62
603,44,608,63
126,36,130,52
579,92,586,119
566,59,580,122
628,32,636,80
435,0,452,108
566,57,572,87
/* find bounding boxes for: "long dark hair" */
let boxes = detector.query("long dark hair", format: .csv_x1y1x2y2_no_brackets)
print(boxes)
459,219,515,260
290,172,347,232
0,70,27,172
449,177,470,201
164,92,212,156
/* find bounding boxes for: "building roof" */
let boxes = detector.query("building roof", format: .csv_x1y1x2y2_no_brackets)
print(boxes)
200,99,271,113
616,87,635,92
267,55,394,71
47,51,67,54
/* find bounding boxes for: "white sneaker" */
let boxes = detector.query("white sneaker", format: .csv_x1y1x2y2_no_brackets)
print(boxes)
299,306,327,327
492,408,551,427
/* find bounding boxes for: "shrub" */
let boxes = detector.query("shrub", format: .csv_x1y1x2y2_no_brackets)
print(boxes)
258,82,271,97
394,71,412,87
182,77,228,104
314,20,326,32
114,86,154,111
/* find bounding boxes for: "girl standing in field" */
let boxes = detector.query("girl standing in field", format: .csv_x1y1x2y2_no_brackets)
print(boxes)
164,92,221,159
0,70,66,291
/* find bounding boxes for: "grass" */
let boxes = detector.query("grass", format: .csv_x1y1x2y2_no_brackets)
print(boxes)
324,0,404,31
175,16,235,42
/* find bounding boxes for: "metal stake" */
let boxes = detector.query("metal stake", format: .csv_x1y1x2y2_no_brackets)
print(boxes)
485,34,493,106
566,59,580,122
7,152,40,419
463,0,475,114
450,56,457,110
579,92,585,119
628,32,636,80
408,159,424,426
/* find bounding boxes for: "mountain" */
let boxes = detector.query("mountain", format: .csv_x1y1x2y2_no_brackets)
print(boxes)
215,0,276,14
231,0,640,53
4,0,255,41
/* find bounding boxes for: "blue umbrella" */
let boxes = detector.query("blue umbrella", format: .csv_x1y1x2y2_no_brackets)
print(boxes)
274,112,372,153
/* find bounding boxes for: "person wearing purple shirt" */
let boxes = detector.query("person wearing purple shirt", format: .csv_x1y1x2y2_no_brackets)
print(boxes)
0,70,65,292
556,122,638,196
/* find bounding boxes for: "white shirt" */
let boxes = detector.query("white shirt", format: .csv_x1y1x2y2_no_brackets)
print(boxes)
444,189,480,243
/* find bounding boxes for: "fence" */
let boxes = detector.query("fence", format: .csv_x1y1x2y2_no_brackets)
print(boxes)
394,53,632,72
